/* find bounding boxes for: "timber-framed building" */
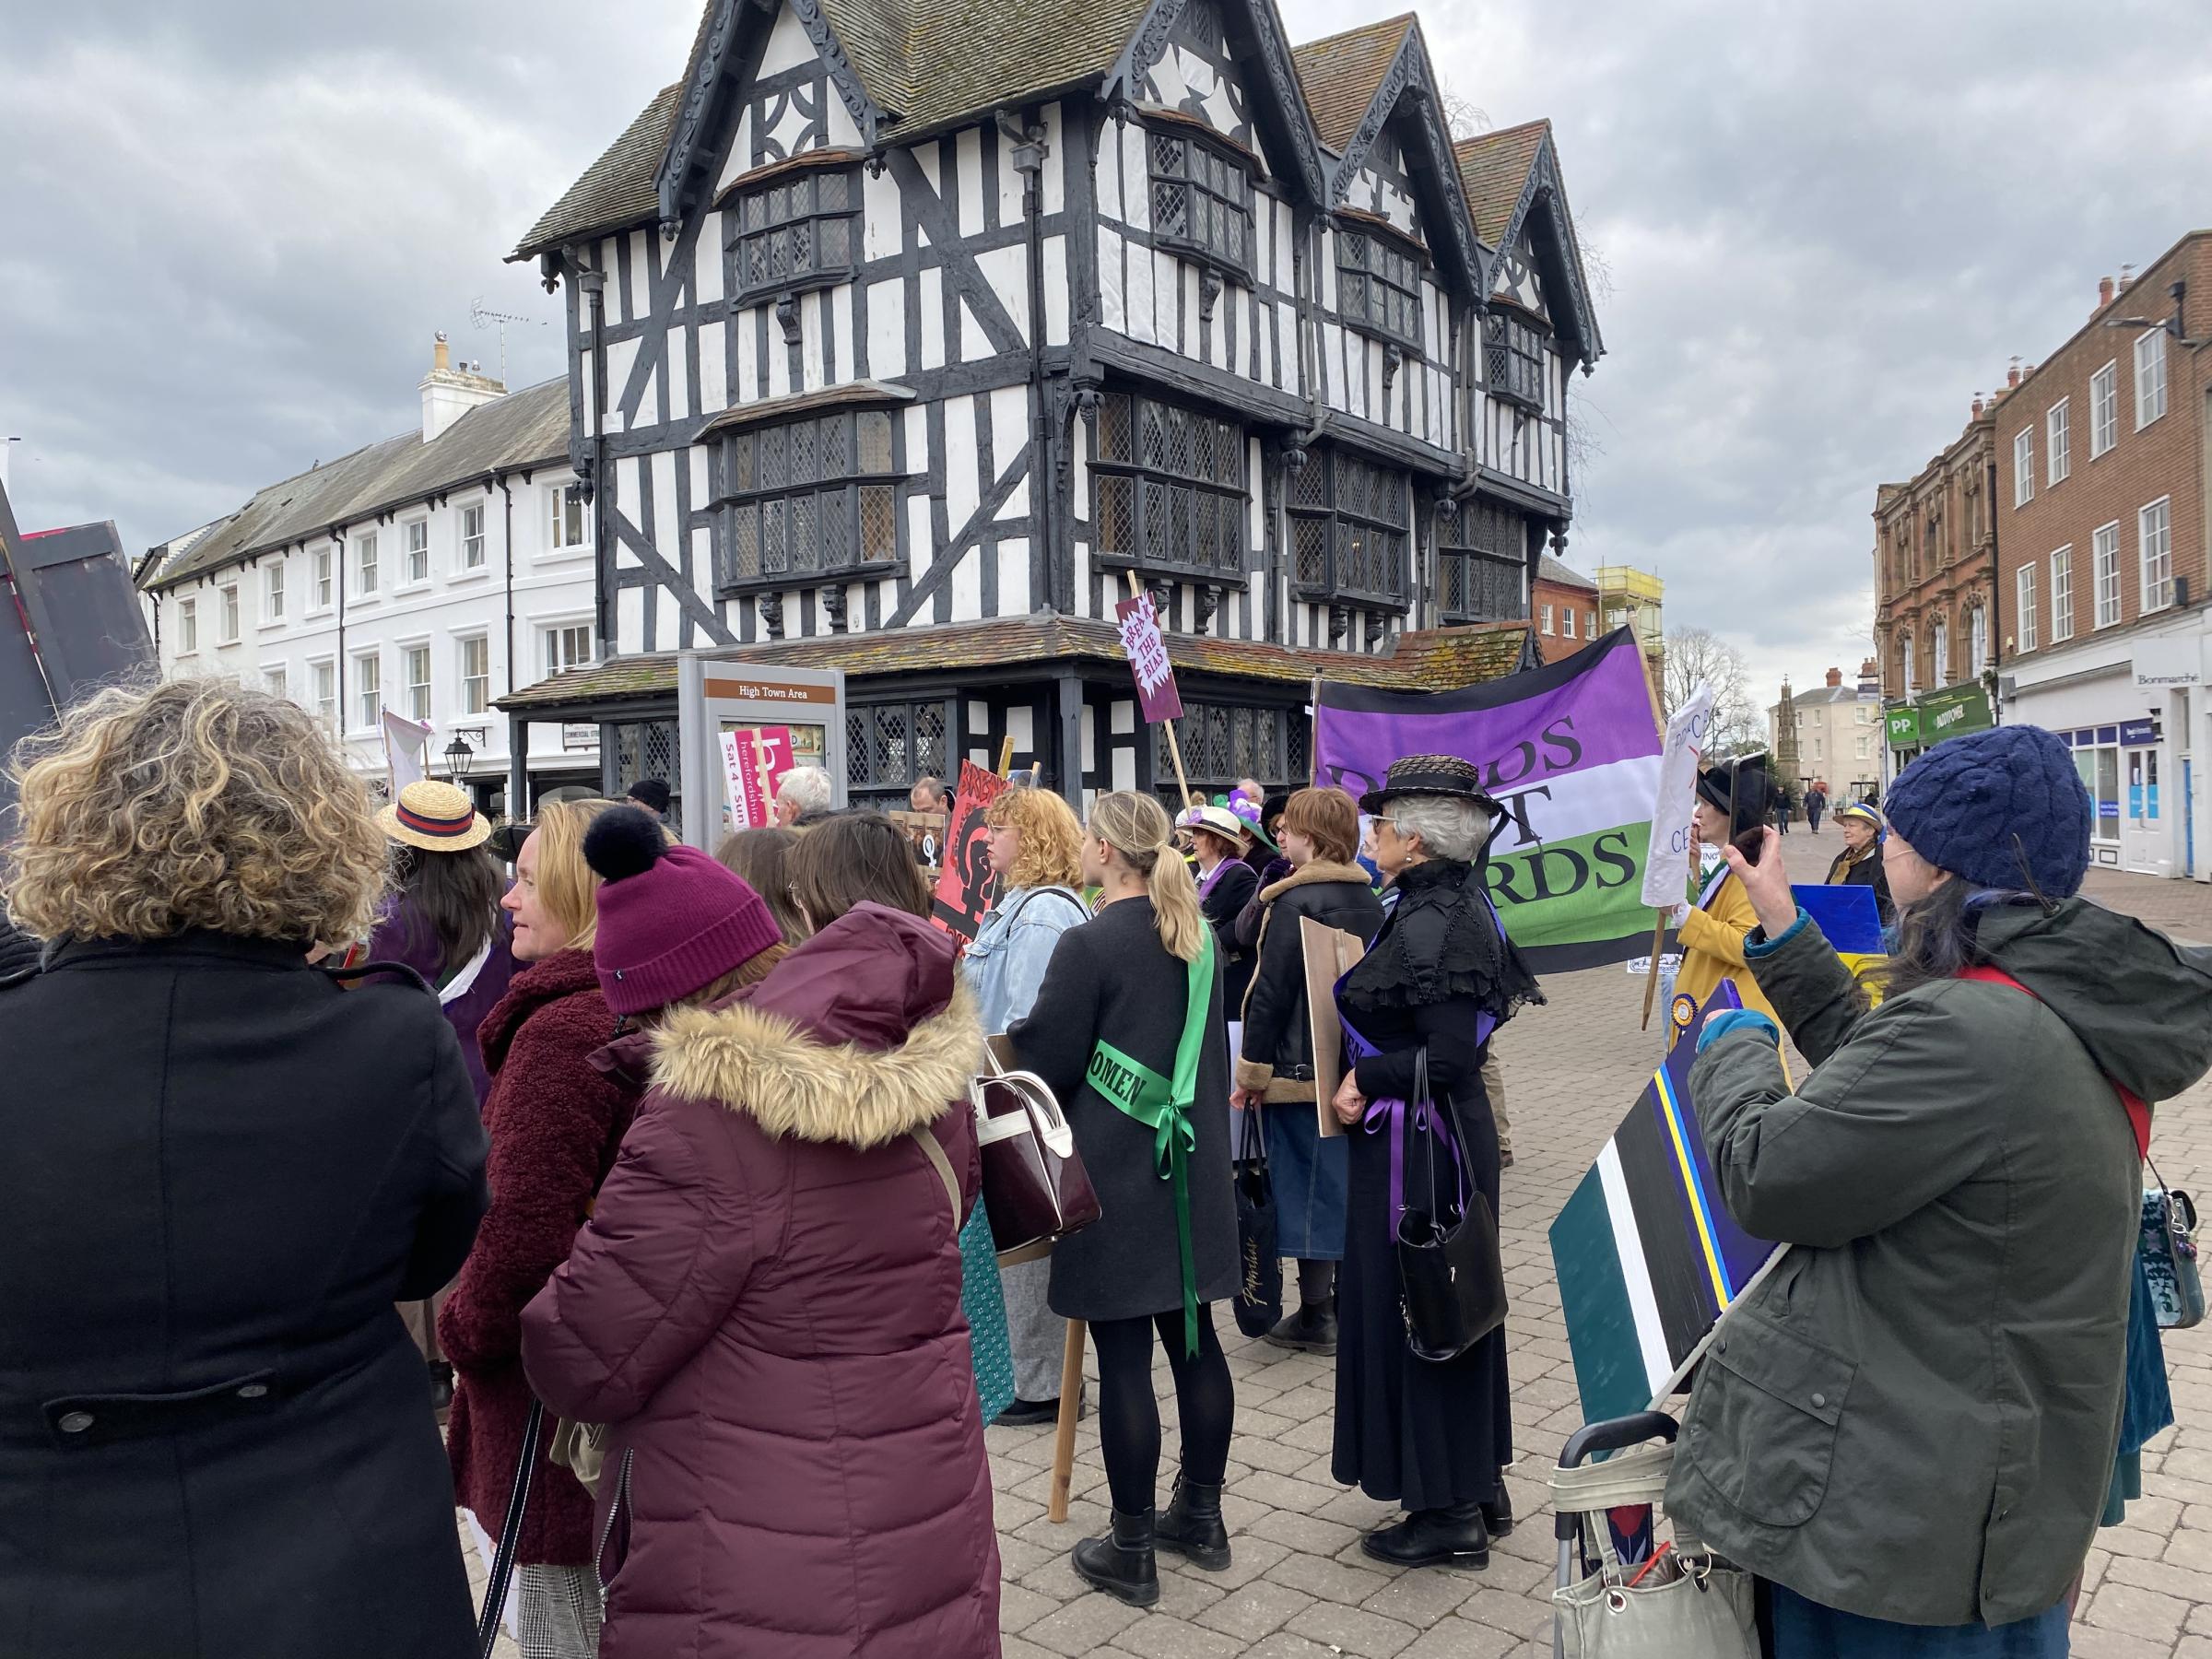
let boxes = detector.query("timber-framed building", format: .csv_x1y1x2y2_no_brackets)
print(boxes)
499,0,1604,808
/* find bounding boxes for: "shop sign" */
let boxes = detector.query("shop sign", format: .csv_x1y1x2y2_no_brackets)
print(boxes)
560,722,597,751
1918,683,1994,744
1885,704,1922,747
2119,717,2158,747
2132,636,2204,689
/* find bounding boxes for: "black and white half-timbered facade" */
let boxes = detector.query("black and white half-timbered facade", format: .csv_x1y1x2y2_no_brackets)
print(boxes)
499,0,1603,809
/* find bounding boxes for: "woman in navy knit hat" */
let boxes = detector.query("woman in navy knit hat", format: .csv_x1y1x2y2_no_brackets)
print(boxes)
1666,725,2212,1656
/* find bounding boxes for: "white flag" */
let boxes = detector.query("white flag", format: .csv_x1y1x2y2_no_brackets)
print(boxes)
1640,683,1715,908
382,707,433,790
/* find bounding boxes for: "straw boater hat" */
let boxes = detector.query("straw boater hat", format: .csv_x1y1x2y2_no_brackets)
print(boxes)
1178,803,1251,849
376,780,493,853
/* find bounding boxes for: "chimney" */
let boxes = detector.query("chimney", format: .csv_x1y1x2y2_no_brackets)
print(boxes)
2006,359,2021,390
1858,659,1880,695
418,330,505,443
2120,263,2136,292
2098,275,2115,313
1971,394,1984,418
1825,666,1843,688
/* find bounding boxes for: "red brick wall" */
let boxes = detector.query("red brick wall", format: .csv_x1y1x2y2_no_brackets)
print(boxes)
1532,577,1600,664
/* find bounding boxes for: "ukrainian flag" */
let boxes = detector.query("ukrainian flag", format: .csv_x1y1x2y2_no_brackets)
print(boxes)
1794,883,1887,1004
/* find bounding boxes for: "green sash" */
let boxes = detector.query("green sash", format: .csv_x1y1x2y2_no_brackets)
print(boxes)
1086,931,1214,1358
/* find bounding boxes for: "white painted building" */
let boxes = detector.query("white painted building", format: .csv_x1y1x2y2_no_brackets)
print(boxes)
138,338,605,816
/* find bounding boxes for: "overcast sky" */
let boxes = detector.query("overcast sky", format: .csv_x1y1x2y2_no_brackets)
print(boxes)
6,0,2207,702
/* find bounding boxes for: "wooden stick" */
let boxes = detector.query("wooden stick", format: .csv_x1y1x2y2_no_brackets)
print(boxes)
1634,633,1674,1032
995,735,1015,779
1047,1318,1087,1524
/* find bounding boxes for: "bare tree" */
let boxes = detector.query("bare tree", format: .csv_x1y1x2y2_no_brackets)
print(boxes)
1439,88,1488,142
1662,626,1762,754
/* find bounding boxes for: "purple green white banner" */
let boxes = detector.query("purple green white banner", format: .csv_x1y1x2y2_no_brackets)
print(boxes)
1312,629,1662,971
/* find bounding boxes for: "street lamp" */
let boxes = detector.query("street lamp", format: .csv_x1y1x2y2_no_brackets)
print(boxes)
444,733,475,784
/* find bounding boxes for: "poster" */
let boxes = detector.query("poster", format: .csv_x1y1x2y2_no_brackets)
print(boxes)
929,760,1009,944
1114,592,1183,724
1300,917,1366,1140
1313,629,1662,972
1641,682,1713,908
720,724,794,830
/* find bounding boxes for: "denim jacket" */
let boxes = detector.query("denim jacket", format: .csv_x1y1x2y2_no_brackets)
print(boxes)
961,885,1089,1034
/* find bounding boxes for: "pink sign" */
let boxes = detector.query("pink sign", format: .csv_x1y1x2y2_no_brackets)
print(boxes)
720,724,794,830
1114,593,1183,724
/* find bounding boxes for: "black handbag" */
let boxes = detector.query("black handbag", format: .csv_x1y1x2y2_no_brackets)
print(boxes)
1231,1106,1282,1338
476,1396,545,1659
1394,1049,1508,1363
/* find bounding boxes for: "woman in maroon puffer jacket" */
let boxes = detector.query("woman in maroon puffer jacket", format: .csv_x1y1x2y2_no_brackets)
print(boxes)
439,798,632,1659
522,809,998,1659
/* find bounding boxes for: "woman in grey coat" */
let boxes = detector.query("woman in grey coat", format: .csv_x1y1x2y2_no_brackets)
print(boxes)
1008,791,1237,1608
1679,724,2212,1655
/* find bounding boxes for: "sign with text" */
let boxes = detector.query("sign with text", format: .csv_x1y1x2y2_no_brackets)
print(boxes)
1114,593,1183,724
930,761,1010,945
720,724,794,830
1641,682,1713,907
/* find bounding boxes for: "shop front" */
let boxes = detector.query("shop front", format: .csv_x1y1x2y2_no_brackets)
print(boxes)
1882,682,1994,793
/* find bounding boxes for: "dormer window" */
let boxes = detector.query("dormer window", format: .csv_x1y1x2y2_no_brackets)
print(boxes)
730,160,859,302
1335,225,1423,353
1148,125,1253,276
1484,314,1545,410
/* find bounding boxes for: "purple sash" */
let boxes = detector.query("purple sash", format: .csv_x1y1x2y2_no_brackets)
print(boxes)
1196,858,1235,900
1335,971,1481,1231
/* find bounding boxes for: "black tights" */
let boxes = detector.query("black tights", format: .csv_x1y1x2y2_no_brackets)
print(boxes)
1089,1304,1235,1516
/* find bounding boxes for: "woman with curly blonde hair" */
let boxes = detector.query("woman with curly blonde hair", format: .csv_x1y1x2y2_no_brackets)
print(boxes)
0,677,489,1659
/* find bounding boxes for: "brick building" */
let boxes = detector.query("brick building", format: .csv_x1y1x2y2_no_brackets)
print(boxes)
1994,232,2211,878
1532,553,1598,663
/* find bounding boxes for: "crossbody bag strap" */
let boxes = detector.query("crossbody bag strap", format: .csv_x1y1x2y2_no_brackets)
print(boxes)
1958,965,2151,1159
910,1127,961,1228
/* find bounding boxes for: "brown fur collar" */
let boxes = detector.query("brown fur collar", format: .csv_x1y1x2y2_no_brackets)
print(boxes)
1260,860,1372,903
648,981,982,1150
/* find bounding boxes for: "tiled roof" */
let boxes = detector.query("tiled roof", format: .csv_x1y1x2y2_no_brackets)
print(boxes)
1535,554,1596,592
1290,15,1413,154
513,82,684,260
497,616,1530,710
144,379,571,591
1453,118,1547,246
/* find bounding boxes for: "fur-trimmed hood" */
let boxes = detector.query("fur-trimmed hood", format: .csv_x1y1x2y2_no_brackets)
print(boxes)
647,903,982,1149
1259,859,1372,903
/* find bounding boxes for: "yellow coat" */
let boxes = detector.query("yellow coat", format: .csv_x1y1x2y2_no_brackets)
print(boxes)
1671,870,1781,1034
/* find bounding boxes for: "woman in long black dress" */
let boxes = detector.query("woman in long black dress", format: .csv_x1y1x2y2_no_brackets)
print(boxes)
1326,755,1542,1570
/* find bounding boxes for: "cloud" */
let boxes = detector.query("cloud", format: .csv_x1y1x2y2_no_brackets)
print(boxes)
7,0,2209,717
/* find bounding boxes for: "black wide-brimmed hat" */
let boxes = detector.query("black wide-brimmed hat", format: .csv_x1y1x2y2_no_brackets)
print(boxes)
1359,753,1500,815
1695,755,1774,841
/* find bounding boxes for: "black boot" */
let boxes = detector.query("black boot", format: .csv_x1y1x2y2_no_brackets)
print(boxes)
1360,1503,1489,1569
1264,1297,1338,1356
1155,1476,1230,1571
1481,1487,1513,1538
1073,1508,1159,1606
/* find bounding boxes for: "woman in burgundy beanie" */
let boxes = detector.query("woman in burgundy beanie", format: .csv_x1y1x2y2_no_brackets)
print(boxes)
522,806,998,1659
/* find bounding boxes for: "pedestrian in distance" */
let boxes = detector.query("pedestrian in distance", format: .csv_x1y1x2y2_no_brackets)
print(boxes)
439,796,635,1659
1181,801,1260,1013
1328,756,1541,1570
964,785,1093,1426
1806,781,1828,834
774,762,834,827
1825,800,1894,926
1668,757,1784,1037
521,807,998,1659
1007,791,1239,1606
0,677,489,1659
1231,785,1382,1357
1675,724,2212,1654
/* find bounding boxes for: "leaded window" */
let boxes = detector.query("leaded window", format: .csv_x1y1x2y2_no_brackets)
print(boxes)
845,700,950,805
732,165,859,300
1335,227,1423,352
718,408,901,593
1439,498,1526,623
1148,127,1253,274
1484,314,1546,409
1288,447,1409,607
1155,700,1294,796
1092,392,1248,581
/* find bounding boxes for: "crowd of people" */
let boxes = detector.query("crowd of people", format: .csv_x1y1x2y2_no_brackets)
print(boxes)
0,675,2205,1659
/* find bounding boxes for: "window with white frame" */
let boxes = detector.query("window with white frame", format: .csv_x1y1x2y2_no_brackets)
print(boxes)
264,559,285,622
459,635,490,716
311,660,335,730
312,546,334,610
2016,567,2037,652
1857,734,1871,759
2045,399,2068,485
404,521,429,584
218,584,241,644
1933,618,1949,687
462,504,487,571
353,651,382,730
402,644,431,722
1561,607,1577,640
2135,328,2167,429
177,597,198,654
2090,361,2118,456
1539,603,1554,635
1856,705,1869,724
550,485,587,550
354,532,379,596
2012,429,2033,506
1901,631,1918,697
2140,496,2173,613
543,623,594,677
264,665,287,702
2050,546,2074,641
1587,609,1599,638
2093,521,2122,628
1968,606,1986,677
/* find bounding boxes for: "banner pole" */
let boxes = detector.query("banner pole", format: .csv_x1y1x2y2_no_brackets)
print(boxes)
1308,675,1323,787
995,735,1015,779
1635,640,1672,1032
1047,1317,1087,1523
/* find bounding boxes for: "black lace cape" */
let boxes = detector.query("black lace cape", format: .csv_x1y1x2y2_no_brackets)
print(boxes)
1339,857,1545,1021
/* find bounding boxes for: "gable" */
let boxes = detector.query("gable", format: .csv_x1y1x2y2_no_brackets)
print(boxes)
1131,0,1257,152
1455,120,1602,370
1343,134,1421,241
713,4,869,194
1491,229,1547,320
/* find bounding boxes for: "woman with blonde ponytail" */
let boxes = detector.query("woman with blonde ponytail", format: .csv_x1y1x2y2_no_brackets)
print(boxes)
1008,792,1239,1608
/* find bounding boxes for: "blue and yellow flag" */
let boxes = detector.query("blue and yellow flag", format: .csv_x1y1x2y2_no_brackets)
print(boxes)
1794,884,1886,1003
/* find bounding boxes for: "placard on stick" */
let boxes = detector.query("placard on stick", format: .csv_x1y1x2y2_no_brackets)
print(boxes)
1300,917,1367,1140
930,760,1009,944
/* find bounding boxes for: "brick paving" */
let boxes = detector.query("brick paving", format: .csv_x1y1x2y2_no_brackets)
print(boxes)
465,833,2212,1655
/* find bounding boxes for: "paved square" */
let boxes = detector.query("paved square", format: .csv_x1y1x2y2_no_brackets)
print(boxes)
469,839,2212,1655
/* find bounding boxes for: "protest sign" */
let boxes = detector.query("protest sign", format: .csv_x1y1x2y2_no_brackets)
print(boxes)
930,760,1009,944
1312,629,1662,971
381,707,432,790
719,724,794,830
1794,882,1886,999
1550,982,1786,1423
1641,683,1713,908
1114,591,1182,724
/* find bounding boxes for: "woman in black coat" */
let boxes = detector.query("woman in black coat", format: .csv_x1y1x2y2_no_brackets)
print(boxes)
1009,791,1238,1609
0,680,489,1659
1181,803,1260,1012
1825,800,1896,925
1327,756,1542,1571
1231,786,1382,1355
